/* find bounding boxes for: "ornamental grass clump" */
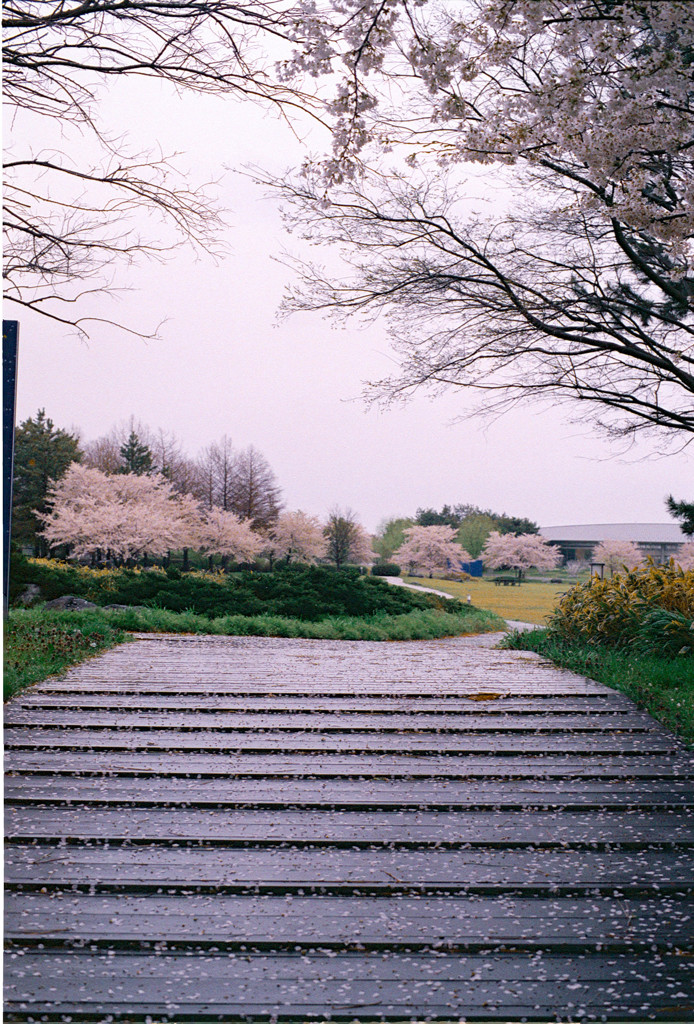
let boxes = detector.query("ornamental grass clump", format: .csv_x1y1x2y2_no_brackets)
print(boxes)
548,560,694,656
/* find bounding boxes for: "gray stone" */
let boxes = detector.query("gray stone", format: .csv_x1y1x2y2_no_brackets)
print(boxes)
43,595,98,611
15,583,42,606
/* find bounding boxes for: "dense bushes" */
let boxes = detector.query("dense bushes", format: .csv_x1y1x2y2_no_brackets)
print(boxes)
16,559,458,621
548,561,694,657
371,563,401,577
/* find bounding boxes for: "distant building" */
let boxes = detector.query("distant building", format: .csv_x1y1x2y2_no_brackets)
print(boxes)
539,523,686,564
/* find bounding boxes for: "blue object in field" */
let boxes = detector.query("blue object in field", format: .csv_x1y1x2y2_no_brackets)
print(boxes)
461,560,483,577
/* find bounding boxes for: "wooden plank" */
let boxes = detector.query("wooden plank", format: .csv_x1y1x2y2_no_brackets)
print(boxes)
4,709,658,731
7,775,693,808
7,806,694,844
7,843,694,891
11,693,638,711
4,951,694,1020
29,680,617,695
7,750,694,778
4,727,679,753
6,892,692,947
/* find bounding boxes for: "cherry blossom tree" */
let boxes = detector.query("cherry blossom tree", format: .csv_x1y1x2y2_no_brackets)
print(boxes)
276,1,694,445
40,463,201,562
674,543,694,571
482,531,561,576
267,510,327,564
198,508,263,569
393,525,470,578
591,539,643,575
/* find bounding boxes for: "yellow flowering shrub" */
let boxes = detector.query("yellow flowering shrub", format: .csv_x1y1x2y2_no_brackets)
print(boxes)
548,560,694,648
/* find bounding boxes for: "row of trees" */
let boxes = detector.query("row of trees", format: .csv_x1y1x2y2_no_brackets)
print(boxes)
389,527,694,578
40,463,373,569
374,504,540,562
390,525,560,578
12,411,283,555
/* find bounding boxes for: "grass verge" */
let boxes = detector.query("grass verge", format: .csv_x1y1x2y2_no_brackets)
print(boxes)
5,604,505,701
4,608,129,701
504,628,694,745
402,576,566,625
101,603,504,640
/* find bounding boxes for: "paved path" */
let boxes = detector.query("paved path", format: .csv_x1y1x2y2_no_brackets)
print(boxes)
4,633,694,1021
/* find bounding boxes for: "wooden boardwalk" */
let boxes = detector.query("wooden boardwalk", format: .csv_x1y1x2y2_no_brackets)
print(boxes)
4,632,694,1021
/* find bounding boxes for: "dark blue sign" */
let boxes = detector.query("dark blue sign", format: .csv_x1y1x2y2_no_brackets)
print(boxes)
3,320,19,615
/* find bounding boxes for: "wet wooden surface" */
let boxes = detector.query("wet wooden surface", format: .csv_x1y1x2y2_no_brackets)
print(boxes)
5,632,694,1021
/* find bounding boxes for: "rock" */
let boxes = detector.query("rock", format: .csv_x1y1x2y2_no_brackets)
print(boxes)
15,583,42,606
43,595,98,611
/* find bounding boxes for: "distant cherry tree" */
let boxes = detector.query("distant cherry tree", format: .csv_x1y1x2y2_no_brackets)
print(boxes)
590,540,643,576
40,464,200,562
393,525,470,578
267,511,327,564
674,544,694,571
482,532,561,576
198,508,263,569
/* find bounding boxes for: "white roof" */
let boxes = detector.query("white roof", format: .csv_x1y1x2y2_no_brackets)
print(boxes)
540,523,686,544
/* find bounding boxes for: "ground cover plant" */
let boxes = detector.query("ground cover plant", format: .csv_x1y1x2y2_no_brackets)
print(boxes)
504,562,694,744
403,577,567,625
4,609,128,701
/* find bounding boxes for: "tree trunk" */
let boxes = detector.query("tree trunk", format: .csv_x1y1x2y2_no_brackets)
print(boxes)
182,547,189,572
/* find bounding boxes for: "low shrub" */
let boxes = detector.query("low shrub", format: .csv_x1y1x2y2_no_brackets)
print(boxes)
17,559,459,621
548,560,694,654
632,608,694,658
371,563,401,577
97,603,504,641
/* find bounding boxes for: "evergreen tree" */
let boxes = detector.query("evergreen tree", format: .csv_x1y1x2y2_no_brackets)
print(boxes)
415,504,538,536
12,409,82,555
667,496,694,537
119,431,153,475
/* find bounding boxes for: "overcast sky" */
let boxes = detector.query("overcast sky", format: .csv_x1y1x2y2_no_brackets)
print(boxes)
11,76,692,535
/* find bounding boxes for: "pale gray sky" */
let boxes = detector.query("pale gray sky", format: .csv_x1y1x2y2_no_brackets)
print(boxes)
11,78,692,534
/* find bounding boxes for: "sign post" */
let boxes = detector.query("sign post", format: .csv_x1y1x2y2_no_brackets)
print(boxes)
3,320,19,617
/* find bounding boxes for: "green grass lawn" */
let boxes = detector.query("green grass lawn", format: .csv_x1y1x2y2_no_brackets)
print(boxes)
404,576,567,624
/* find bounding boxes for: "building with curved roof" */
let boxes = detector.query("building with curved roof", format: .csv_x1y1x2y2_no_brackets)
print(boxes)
539,523,686,564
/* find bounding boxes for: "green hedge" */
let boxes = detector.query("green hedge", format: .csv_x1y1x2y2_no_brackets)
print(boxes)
16,559,458,621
